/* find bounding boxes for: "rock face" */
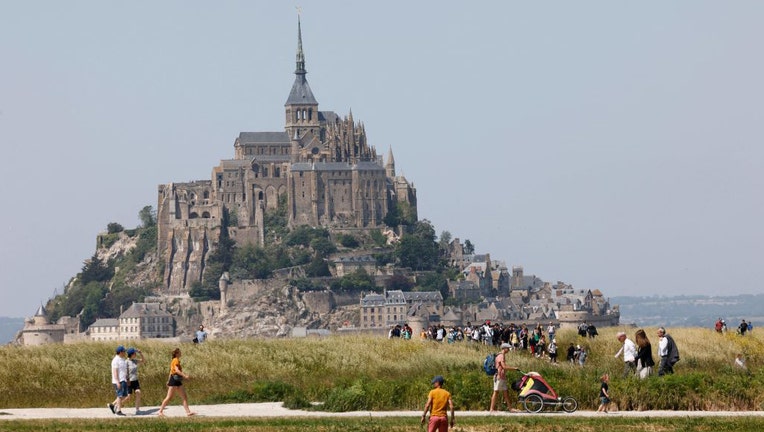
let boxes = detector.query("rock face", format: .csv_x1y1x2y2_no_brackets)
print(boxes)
173,278,360,339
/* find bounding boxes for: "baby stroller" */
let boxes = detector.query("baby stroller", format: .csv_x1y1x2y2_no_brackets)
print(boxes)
513,371,578,413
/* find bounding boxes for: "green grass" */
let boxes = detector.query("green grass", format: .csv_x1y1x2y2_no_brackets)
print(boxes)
0,327,762,412
2,416,764,432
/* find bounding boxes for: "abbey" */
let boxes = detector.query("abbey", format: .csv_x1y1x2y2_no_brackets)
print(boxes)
157,19,417,293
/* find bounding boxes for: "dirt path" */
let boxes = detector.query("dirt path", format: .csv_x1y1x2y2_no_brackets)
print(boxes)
1,403,763,420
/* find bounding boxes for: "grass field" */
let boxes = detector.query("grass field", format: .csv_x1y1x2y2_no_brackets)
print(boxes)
2,416,764,432
0,326,761,414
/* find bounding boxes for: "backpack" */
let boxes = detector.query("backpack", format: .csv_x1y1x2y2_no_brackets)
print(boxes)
483,353,498,376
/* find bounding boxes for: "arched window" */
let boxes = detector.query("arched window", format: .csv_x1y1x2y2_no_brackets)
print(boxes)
202,211,211,218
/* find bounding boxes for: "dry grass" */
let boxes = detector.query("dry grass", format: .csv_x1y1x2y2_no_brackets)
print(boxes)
0,327,761,411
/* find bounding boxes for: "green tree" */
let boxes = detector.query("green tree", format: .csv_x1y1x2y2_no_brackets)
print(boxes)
331,268,378,292
305,254,331,277
464,239,475,255
394,220,439,271
414,272,449,300
80,254,113,285
310,237,337,256
138,205,156,228
231,243,272,279
106,222,124,234
385,274,414,291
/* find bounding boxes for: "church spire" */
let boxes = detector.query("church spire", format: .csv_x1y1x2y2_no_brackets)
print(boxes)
285,15,317,106
295,16,306,75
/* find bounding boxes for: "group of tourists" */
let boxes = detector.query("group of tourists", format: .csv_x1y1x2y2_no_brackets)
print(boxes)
107,328,207,417
714,317,754,335
613,327,679,379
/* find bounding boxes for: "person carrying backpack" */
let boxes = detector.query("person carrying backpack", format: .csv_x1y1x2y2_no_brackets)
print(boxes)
489,343,519,412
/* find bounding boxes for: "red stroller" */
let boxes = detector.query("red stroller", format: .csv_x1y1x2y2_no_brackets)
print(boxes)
513,371,578,413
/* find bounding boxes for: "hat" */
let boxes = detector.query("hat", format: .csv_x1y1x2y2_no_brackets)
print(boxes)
127,348,136,356
616,332,626,338
431,375,444,385
500,342,511,349
115,345,125,353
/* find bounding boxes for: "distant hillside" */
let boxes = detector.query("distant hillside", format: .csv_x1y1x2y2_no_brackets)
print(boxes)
614,294,764,329
0,317,23,344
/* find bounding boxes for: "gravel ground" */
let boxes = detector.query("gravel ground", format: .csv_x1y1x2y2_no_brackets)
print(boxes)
1,403,763,420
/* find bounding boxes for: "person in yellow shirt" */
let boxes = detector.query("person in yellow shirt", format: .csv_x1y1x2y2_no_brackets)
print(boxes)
421,375,454,432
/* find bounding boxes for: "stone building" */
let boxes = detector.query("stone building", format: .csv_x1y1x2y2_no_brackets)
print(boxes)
157,18,417,293
19,305,70,346
359,290,443,330
88,303,175,341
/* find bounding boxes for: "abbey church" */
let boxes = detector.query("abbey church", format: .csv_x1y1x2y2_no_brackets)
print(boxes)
157,19,417,293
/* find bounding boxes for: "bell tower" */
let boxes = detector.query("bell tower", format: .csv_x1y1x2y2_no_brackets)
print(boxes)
285,16,319,161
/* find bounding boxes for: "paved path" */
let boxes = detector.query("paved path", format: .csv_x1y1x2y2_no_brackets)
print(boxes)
1,403,763,420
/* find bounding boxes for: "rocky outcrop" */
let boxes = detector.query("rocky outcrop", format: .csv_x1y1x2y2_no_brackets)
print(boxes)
187,279,359,339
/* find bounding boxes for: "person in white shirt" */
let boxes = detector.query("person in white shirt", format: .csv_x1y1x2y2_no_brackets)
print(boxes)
614,332,638,378
108,345,128,416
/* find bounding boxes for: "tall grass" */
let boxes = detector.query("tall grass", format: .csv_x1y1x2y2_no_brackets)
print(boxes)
0,327,761,411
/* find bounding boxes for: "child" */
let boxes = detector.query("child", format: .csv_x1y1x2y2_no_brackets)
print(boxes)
597,374,610,413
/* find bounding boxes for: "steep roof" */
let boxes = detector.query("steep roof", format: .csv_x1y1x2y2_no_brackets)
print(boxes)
285,17,318,106
238,132,289,144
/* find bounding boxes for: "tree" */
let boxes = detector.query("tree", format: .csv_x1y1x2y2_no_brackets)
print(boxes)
305,254,331,277
439,230,452,250
80,254,113,285
385,274,414,291
138,205,156,228
395,220,439,271
464,239,475,255
231,243,272,279
332,268,378,292
106,222,124,234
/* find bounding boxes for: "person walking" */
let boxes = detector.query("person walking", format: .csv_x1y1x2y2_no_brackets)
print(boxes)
634,329,655,379
597,374,611,413
739,320,748,335
158,348,196,417
194,325,208,343
421,375,454,432
657,327,680,376
108,345,128,416
548,338,558,363
614,331,638,378
123,347,145,415
490,343,519,413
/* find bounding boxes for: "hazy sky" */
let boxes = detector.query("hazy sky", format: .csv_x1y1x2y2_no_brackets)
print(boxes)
1,2,762,318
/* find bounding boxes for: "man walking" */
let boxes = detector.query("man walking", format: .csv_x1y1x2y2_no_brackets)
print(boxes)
657,327,680,376
614,331,638,377
490,343,519,412
108,345,128,416
421,375,454,432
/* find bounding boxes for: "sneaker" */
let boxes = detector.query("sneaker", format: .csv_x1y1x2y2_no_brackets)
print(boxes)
115,411,125,416
135,409,141,416
108,403,115,414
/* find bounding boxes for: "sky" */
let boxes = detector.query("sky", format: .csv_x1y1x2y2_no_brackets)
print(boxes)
1,1,762,318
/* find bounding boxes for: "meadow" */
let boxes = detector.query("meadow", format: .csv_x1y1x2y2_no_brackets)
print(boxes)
0,326,761,414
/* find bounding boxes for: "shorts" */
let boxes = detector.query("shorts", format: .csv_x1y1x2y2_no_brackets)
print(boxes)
113,381,128,398
128,380,141,393
600,396,610,405
493,376,508,392
167,374,184,387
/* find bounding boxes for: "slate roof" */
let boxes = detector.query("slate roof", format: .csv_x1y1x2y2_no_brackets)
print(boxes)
120,303,173,319
285,75,318,105
90,318,119,328
238,132,290,144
